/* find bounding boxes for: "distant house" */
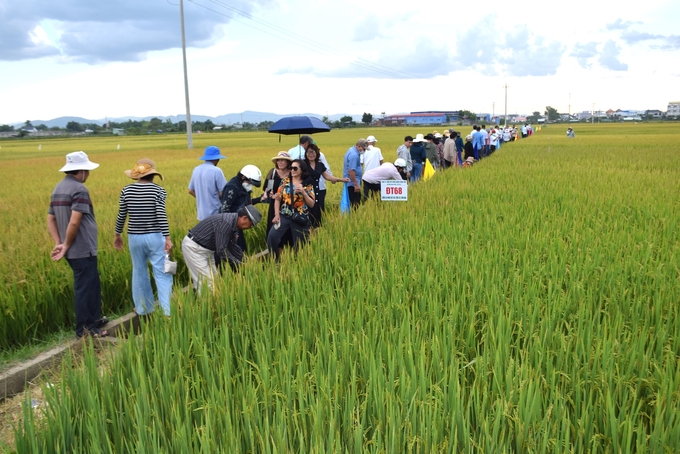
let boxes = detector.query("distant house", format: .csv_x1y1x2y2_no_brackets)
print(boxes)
646,110,662,118
383,111,459,126
18,121,37,133
112,128,125,135
667,101,680,117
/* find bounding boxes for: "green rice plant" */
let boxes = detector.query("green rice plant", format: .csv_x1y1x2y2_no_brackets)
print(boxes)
11,123,680,452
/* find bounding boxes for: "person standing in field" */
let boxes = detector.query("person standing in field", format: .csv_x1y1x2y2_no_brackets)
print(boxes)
263,151,293,239
304,144,349,227
454,131,464,166
363,135,384,173
471,125,484,161
47,151,108,338
396,136,413,180
182,206,261,292
343,138,367,207
188,145,228,221
480,124,490,157
287,134,313,160
409,134,427,181
442,132,456,169
434,132,445,167
424,133,439,169
114,159,173,317
464,135,475,161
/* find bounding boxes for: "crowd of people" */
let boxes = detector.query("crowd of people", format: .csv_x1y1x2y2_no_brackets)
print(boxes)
47,124,534,336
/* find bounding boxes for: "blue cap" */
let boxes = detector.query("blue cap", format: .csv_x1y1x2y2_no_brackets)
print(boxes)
199,146,227,160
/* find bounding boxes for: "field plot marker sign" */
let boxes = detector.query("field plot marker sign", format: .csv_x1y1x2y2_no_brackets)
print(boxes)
381,180,408,201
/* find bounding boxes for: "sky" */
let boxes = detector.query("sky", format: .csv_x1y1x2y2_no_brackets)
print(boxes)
1,0,679,125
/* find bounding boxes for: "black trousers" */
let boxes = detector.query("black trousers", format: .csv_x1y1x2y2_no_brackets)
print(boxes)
66,255,102,337
363,182,381,199
348,186,362,207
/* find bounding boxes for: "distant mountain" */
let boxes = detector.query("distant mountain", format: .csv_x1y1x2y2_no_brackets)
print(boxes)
12,111,361,128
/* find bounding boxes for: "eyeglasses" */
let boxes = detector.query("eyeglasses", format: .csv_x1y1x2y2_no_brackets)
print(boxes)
290,166,300,171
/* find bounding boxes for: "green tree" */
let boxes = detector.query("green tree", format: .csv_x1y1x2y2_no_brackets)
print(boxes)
527,111,542,123
361,112,373,125
66,121,83,132
321,116,330,126
149,117,163,131
340,115,354,127
459,110,477,121
545,106,560,122
0,124,14,132
35,124,48,131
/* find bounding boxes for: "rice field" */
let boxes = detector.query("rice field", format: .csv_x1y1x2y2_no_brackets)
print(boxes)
4,123,680,452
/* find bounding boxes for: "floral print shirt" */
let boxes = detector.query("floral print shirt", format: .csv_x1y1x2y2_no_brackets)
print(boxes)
277,177,315,217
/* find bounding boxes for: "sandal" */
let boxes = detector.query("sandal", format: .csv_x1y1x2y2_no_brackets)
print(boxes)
94,317,109,328
87,327,108,338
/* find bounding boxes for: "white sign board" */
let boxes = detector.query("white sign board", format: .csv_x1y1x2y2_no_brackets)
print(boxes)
380,180,408,201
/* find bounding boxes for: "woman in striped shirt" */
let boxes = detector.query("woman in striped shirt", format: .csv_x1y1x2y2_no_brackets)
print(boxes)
114,159,173,316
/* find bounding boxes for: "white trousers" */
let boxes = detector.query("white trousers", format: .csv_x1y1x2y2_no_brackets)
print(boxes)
181,235,216,293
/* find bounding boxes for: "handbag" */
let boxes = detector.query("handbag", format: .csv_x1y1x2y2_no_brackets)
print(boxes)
163,253,177,275
286,178,310,226
288,211,310,226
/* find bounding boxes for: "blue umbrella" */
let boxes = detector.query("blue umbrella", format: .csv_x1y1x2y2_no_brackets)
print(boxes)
268,116,331,136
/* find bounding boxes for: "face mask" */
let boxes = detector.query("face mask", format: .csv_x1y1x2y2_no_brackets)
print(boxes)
242,182,253,192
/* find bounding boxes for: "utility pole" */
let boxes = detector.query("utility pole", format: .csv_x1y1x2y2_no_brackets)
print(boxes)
592,103,595,124
503,84,508,127
180,0,193,149
568,93,571,121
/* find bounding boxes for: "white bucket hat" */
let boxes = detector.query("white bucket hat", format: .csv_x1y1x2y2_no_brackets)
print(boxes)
59,151,99,172
413,134,426,143
366,135,378,143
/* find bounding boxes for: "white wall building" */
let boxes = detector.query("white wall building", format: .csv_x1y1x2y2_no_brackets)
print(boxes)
667,101,680,117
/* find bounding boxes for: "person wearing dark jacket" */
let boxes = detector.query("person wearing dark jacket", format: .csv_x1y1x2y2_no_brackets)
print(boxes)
409,134,427,182
219,165,263,252
454,132,464,166
424,133,440,169
464,135,475,161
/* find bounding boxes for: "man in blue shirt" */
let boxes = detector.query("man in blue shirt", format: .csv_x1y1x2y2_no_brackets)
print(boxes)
343,138,368,207
471,125,485,161
188,146,228,220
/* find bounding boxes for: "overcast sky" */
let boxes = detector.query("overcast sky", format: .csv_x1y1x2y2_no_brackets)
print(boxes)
1,0,678,124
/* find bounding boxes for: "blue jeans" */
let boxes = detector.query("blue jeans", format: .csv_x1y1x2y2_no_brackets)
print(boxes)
128,233,173,316
410,162,423,182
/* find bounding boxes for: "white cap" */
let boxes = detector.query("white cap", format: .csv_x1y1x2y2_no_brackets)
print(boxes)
59,151,99,172
366,135,378,143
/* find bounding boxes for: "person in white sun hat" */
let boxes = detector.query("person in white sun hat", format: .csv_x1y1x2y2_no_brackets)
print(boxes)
363,135,384,173
47,151,108,338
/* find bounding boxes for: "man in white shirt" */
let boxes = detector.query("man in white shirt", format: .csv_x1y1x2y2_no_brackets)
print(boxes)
287,135,313,160
362,159,405,199
363,135,384,173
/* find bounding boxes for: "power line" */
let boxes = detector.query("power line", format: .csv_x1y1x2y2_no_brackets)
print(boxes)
187,0,424,80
